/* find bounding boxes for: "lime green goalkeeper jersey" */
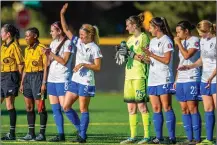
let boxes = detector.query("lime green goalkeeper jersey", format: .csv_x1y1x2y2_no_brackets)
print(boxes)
125,32,150,80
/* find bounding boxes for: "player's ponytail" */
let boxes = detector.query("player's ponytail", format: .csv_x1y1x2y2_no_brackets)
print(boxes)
126,13,144,28
2,24,20,45
93,25,100,45
197,20,216,35
15,28,20,45
161,17,174,43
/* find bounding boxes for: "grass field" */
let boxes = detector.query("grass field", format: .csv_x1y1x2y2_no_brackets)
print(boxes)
1,92,216,145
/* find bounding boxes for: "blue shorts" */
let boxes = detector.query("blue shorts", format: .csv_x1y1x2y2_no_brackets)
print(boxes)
200,82,216,96
67,81,95,97
176,82,200,102
47,82,67,97
147,83,175,96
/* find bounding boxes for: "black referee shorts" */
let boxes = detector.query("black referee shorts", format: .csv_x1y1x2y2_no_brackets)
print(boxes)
23,72,47,100
1,71,20,98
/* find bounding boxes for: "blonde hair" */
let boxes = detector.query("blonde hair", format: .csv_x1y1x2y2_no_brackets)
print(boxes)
196,20,216,35
80,24,100,45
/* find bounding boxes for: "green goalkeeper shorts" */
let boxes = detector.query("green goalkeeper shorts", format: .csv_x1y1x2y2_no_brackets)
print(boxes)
124,79,149,103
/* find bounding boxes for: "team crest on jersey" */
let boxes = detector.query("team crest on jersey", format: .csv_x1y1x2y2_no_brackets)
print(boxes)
210,43,213,48
194,42,199,47
135,40,139,46
168,43,172,48
68,45,72,51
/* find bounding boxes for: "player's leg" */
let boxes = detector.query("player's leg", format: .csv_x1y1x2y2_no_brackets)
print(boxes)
22,96,36,140
176,83,193,142
47,82,65,142
1,72,19,140
63,81,80,134
149,88,163,143
1,96,16,140
198,82,215,145
160,93,176,144
185,82,201,143
33,72,48,141
120,80,137,144
135,79,151,144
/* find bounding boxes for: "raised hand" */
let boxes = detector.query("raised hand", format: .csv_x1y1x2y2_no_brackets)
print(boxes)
60,3,68,15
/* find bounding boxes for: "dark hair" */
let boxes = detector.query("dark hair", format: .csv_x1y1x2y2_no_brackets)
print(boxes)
176,21,195,32
2,24,20,45
51,21,65,36
26,27,40,39
150,17,174,43
126,13,144,28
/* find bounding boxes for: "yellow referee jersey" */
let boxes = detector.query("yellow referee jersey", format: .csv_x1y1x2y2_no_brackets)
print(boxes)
1,40,24,72
24,41,47,72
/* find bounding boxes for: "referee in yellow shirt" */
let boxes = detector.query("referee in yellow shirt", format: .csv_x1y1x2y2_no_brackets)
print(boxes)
19,27,48,141
1,24,24,140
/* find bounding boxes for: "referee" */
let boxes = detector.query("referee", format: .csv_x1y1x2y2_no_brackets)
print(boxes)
1,24,24,140
19,27,48,141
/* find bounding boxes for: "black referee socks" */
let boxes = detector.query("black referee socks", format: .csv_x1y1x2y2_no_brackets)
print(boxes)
8,108,17,136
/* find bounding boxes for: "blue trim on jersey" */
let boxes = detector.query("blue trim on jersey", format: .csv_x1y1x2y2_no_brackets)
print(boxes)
176,82,200,102
147,83,175,96
200,82,216,96
67,81,95,97
47,82,67,97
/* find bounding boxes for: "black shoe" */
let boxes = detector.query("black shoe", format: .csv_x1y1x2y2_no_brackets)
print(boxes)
1,133,16,140
152,137,164,144
72,135,86,143
168,137,176,144
35,133,46,141
48,135,65,142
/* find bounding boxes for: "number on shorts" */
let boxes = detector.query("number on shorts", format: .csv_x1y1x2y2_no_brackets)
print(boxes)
190,86,197,95
136,90,144,99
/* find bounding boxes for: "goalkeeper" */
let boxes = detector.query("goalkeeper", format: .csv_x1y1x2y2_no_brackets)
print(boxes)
115,13,151,144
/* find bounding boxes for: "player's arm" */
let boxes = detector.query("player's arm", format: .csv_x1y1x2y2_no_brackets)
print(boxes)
209,68,216,80
174,36,198,60
178,57,202,70
60,3,73,40
73,58,101,72
13,46,24,76
144,48,172,65
49,52,71,66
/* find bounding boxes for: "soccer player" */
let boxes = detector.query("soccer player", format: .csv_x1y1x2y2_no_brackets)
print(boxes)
174,21,202,144
1,24,24,140
178,20,216,145
143,17,176,144
44,21,75,142
60,3,103,143
19,27,48,141
116,14,151,144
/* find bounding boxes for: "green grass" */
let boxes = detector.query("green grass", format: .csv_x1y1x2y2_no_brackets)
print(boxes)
1,92,216,145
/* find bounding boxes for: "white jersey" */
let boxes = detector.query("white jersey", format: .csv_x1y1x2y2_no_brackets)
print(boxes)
177,36,201,83
71,36,103,86
47,39,74,83
200,37,216,83
148,35,174,86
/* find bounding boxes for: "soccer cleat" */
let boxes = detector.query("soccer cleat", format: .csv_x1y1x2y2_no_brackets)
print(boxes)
151,137,164,144
1,133,16,140
196,139,213,145
21,133,35,141
168,137,177,144
137,138,151,144
72,134,86,143
35,133,46,141
120,137,137,144
48,135,65,142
